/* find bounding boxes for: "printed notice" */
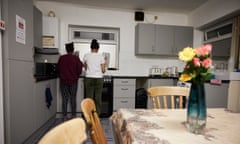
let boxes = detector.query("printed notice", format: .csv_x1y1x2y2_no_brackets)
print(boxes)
16,15,26,44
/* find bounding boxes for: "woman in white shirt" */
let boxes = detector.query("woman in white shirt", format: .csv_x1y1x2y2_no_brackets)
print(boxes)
83,39,106,115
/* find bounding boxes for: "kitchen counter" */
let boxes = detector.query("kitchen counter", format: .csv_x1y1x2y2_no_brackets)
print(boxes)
34,75,58,82
112,75,178,79
34,73,234,83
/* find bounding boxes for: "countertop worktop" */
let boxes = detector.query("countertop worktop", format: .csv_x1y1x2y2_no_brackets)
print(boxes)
34,74,179,82
35,73,235,83
112,75,179,79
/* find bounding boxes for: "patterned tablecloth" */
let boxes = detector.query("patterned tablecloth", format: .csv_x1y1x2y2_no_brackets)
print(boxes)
110,108,240,144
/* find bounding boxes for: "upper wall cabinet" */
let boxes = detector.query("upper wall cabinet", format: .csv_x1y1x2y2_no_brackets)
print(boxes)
211,38,231,58
155,25,174,55
33,6,42,49
42,16,59,48
135,23,156,54
135,23,193,56
174,26,193,55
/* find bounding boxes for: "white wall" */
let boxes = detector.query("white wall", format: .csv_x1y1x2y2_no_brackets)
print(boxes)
36,1,190,75
189,0,240,28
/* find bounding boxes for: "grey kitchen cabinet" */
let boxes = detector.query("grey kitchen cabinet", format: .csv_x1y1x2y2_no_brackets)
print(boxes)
147,79,174,87
147,79,175,108
204,83,229,108
135,23,156,54
135,23,173,55
57,78,84,117
33,6,42,48
34,79,57,129
8,60,35,144
7,0,34,62
135,23,193,56
210,38,231,59
113,78,136,110
174,26,193,55
155,25,174,55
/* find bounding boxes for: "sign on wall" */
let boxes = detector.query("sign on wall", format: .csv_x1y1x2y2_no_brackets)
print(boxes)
16,15,26,44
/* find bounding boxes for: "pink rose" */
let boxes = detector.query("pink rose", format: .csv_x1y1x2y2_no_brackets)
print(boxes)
202,58,212,68
195,44,212,55
204,44,212,53
193,57,200,67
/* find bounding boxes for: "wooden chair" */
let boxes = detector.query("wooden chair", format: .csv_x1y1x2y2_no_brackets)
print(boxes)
38,118,87,144
81,98,107,144
147,86,190,109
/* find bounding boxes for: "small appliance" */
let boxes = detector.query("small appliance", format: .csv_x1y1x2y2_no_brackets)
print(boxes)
35,63,57,76
149,67,162,76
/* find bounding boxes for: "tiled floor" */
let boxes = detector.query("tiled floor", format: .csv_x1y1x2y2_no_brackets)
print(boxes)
84,118,115,144
24,117,115,144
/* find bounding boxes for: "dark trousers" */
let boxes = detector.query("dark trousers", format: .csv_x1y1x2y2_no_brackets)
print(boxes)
85,78,103,115
60,82,78,117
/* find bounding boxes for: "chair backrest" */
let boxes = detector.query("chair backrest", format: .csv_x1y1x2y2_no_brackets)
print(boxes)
81,98,107,144
147,86,190,109
38,118,87,144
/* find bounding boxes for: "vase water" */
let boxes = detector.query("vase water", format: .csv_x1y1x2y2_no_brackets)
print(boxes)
186,83,207,134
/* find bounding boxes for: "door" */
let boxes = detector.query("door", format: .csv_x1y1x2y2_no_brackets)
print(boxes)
0,1,5,143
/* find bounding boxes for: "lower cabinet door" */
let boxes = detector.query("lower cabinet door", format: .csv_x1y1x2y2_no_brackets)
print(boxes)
113,98,135,110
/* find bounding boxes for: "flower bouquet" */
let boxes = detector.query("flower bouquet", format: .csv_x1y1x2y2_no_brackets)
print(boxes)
178,44,213,85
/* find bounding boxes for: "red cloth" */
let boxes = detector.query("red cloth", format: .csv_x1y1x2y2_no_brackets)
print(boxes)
57,54,83,84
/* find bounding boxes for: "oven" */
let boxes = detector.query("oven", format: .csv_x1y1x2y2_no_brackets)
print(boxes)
100,75,113,117
34,62,57,76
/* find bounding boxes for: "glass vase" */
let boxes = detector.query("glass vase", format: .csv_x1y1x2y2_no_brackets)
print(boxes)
186,83,207,134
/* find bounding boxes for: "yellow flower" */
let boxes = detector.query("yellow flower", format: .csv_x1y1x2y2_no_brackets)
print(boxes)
178,47,196,62
179,74,192,82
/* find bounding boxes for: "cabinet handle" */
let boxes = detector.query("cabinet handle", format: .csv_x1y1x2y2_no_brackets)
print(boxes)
121,88,128,91
121,100,128,103
121,81,128,83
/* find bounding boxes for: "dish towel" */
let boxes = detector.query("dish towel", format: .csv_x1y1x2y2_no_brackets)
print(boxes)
45,87,53,109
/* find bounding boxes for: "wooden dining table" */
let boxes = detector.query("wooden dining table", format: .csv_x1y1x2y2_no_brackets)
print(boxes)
110,108,240,144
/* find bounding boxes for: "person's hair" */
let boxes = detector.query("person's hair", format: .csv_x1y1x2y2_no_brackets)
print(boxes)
65,42,74,53
90,39,99,49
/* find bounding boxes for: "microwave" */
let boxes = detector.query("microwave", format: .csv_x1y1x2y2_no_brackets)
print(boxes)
35,63,57,76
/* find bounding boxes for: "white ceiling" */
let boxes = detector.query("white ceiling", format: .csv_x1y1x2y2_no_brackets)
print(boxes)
36,0,210,13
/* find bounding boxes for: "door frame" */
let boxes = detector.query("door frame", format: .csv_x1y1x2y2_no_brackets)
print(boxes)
0,0,5,143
